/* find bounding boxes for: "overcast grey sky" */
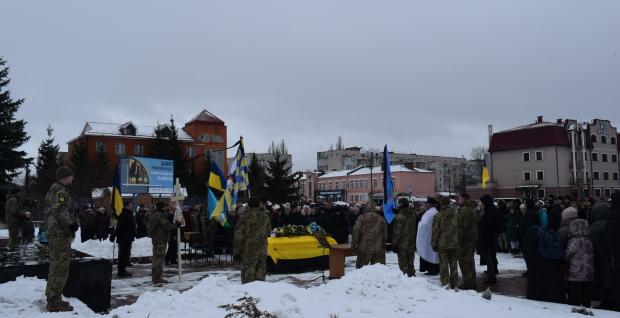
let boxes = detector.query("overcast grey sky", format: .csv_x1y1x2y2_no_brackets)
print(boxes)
3,1,619,171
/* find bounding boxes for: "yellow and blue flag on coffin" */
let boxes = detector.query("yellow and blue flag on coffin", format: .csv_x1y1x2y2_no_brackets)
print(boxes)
228,137,250,208
208,161,232,230
111,164,124,224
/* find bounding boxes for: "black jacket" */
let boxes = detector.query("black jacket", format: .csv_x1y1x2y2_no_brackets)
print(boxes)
115,208,136,244
602,195,620,270
478,206,499,250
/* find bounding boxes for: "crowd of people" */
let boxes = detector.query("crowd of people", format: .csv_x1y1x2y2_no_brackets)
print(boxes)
4,165,620,313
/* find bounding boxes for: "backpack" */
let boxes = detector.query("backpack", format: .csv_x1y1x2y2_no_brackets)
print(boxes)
537,227,564,260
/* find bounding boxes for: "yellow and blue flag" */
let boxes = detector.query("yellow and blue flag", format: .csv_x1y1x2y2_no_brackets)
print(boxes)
228,137,250,208
208,161,232,230
482,165,490,189
382,144,396,224
111,164,123,223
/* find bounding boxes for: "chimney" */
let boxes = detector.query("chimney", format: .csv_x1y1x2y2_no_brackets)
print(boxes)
488,125,493,145
537,116,543,123
557,119,562,124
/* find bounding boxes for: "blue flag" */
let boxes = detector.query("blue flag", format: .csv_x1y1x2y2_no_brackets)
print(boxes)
382,145,395,224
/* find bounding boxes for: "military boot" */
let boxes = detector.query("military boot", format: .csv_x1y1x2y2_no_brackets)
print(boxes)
47,298,73,312
153,278,168,284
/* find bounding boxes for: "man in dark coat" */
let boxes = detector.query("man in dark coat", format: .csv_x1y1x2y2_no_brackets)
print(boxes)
522,213,566,303
602,190,620,311
478,195,499,284
520,198,542,275
135,204,148,238
113,201,136,277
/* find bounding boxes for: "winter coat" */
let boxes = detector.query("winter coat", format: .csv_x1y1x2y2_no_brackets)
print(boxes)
557,215,579,248
147,208,175,244
4,194,25,228
589,202,610,252
506,212,521,242
432,205,459,251
416,207,439,264
392,206,417,254
565,219,594,282
522,226,566,303
135,211,148,238
458,201,479,250
233,208,271,259
351,210,387,255
114,208,136,244
43,183,77,239
478,206,499,250
601,194,620,270
519,208,541,242
21,220,35,242
496,206,509,233
93,212,111,240
319,211,350,244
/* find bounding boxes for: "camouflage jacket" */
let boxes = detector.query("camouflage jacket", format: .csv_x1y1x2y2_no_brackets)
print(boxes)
432,205,459,251
392,207,417,253
44,183,77,239
351,211,387,255
458,200,479,250
5,195,25,228
233,207,271,258
147,208,174,244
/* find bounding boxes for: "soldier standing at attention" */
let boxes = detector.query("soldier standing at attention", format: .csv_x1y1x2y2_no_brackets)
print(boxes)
5,187,25,250
392,198,418,277
457,193,479,290
147,202,175,284
233,198,271,284
44,166,78,312
432,196,460,289
352,199,387,269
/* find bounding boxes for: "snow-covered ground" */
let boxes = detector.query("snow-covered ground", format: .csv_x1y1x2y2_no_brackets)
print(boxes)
1,264,615,318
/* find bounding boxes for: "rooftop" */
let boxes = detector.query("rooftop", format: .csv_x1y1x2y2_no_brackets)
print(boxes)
490,117,571,152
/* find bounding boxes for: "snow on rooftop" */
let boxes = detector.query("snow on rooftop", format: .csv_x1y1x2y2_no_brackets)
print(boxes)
82,122,194,141
320,165,432,179
497,121,563,133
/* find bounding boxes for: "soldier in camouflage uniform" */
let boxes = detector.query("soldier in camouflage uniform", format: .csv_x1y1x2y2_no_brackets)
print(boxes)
432,197,460,289
5,188,25,250
392,198,418,276
457,193,478,290
147,202,176,284
233,198,271,284
352,200,387,269
44,166,78,312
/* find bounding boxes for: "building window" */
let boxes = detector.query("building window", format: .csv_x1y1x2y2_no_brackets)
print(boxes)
604,188,611,198
612,137,617,145
584,152,588,161
115,143,125,155
95,141,105,152
592,153,598,162
591,135,597,143
372,180,377,188
593,171,600,180
603,154,608,162
537,189,545,199
522,152,530,162
535,150,543,161
613,172,619,181
604,172,610,180
612,154,618,163
586,171,590,182
594,188,601,197
536,170,545,181
186,147,195,158
524,171,532,181
134,144,144,155
211,134,224,143
602,136,607,144
200,134,211,142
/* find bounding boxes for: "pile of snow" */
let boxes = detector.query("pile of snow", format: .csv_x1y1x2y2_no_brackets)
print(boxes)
2,265,617,318
71,231,153,259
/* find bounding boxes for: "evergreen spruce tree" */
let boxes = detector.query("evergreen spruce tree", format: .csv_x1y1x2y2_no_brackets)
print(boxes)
168,117,189,187
264,140,299,203
92,143,111,187
0,57,30,187
248,153,266,200
35,126,60,196
150,120,170,159
70,141,92,202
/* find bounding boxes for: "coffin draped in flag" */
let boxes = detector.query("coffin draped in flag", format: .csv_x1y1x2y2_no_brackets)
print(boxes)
111,164,123,223
208,161,232,230
227,137,250,209
382,145,396,224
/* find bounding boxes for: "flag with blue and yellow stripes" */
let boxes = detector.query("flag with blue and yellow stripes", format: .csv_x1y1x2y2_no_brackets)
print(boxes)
207,161,232,230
